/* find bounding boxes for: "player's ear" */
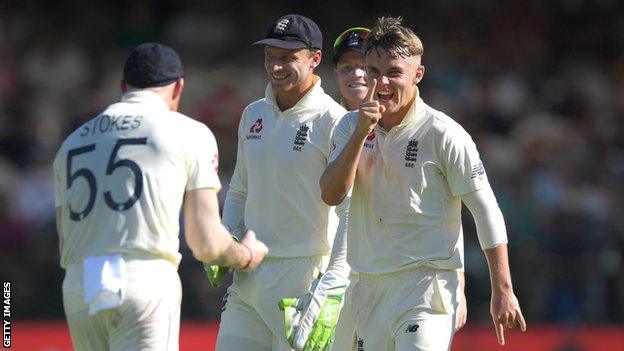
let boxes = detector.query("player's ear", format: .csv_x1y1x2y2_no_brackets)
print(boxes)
310,49,322,69
121,79,128,93
414,65,425,85
173,77,185,100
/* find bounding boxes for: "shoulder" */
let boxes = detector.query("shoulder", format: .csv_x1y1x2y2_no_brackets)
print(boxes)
243,98,269,115
426,105,472,141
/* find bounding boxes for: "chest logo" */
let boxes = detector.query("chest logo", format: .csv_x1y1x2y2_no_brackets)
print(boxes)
246,118,263,140
292,124,309,151
404,139,418,168
364,131,375,149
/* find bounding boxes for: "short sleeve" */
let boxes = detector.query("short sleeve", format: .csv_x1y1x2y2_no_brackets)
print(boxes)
53,148,64,207
329,112,356,163
440,126,489,196
186,124,221,192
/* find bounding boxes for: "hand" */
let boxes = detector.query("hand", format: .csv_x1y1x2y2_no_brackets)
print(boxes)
490,291,526,345
455,291,468,332
279,273,348,351
203,234,240,287
239,230,268,272
357,78,385,137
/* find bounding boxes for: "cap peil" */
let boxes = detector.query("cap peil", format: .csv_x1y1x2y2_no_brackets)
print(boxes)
332,27,370,64
253,14,322,50
123,42,184,88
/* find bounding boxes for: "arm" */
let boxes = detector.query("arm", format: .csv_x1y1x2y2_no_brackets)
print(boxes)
455,272,467,332
320,78,384,205
462,187,526,345
183,187,266,270
280,197,351,351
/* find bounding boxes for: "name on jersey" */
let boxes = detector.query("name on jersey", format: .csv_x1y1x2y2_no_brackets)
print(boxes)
404,139,418,168
292,124,309,151
80,114,143,137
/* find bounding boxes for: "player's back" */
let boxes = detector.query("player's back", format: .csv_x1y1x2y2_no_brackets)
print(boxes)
54,90,218,268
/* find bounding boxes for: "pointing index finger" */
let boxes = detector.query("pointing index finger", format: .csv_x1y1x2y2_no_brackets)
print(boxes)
364,78,377,102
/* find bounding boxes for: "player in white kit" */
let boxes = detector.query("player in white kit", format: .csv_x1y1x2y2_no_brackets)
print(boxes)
212,14,350,351
330,26,469,351
321,17,526,350
54,42,267,351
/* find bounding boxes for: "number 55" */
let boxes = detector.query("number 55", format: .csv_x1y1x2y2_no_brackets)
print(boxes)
66,138,148,221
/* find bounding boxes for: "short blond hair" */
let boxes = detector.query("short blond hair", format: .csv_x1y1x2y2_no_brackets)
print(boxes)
364,16,423,58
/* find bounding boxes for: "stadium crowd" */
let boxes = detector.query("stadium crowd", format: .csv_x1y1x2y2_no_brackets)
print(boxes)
1,0,623,326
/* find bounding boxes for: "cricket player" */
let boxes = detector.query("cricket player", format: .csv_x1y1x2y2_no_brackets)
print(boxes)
321,17,526,350
330,27,469,351
211,14,350,351
54,42,268,351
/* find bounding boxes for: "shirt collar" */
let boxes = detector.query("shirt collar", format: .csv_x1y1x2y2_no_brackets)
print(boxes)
395,86,426,128
121,90,170,111
265,75,324,113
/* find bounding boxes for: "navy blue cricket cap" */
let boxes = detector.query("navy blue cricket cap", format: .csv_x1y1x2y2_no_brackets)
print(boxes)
123,42,184,88
253,14,323,50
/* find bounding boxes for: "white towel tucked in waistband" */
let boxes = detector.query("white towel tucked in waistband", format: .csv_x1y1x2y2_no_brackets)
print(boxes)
83,254,127,316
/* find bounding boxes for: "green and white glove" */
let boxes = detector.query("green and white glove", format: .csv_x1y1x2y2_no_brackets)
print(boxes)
203,235,239,288
279,272,348,351
203,263,230,288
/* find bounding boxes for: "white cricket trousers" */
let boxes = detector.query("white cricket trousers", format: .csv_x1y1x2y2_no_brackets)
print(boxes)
63,257,181,351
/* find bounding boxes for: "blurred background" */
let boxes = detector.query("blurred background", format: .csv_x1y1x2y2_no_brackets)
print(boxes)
1,0,623,349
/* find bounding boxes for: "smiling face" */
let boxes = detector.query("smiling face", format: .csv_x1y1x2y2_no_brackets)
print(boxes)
264,45,320,97
365,47,425,120
334,50,368,111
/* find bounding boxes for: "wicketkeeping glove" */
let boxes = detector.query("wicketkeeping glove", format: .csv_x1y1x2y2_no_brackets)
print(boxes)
203,235,239,288
279,272,348,351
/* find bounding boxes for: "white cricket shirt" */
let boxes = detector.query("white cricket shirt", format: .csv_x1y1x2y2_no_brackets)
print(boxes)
54,91,221,268
330,92,489,274
226,76,346,257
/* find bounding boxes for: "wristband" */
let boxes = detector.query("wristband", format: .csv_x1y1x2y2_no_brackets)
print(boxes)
241,243,253,270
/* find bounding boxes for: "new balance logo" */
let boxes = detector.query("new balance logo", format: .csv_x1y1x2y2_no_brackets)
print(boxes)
405,324,419,333
292,124,309,151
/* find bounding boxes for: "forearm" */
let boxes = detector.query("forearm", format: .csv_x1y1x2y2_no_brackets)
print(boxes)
222,188,247,237
484,244,513,294
320,133,367,205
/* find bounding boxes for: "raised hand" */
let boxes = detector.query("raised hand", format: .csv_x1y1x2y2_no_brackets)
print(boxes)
357,78,385,137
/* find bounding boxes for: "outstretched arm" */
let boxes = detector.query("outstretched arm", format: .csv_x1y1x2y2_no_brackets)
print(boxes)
462,187,526,345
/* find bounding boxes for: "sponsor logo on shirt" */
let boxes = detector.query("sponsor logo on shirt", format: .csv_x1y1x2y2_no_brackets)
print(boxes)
357,337,364,351
405,323,419,333
292,124,309,151
471,162,486,179
364,132,375,149
246,118,263,140
404,139,418,168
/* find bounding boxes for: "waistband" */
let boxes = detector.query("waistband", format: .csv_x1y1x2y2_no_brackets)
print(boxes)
356,266,457,282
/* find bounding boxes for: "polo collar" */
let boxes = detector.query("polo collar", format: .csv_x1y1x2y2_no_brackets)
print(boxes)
121,90,170,111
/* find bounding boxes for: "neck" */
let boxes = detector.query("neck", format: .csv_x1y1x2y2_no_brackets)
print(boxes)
276,75,315,111
379,90,416,130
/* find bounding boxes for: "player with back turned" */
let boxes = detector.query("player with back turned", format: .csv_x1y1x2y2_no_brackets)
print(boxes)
53,42,267,350
321,17,526,350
